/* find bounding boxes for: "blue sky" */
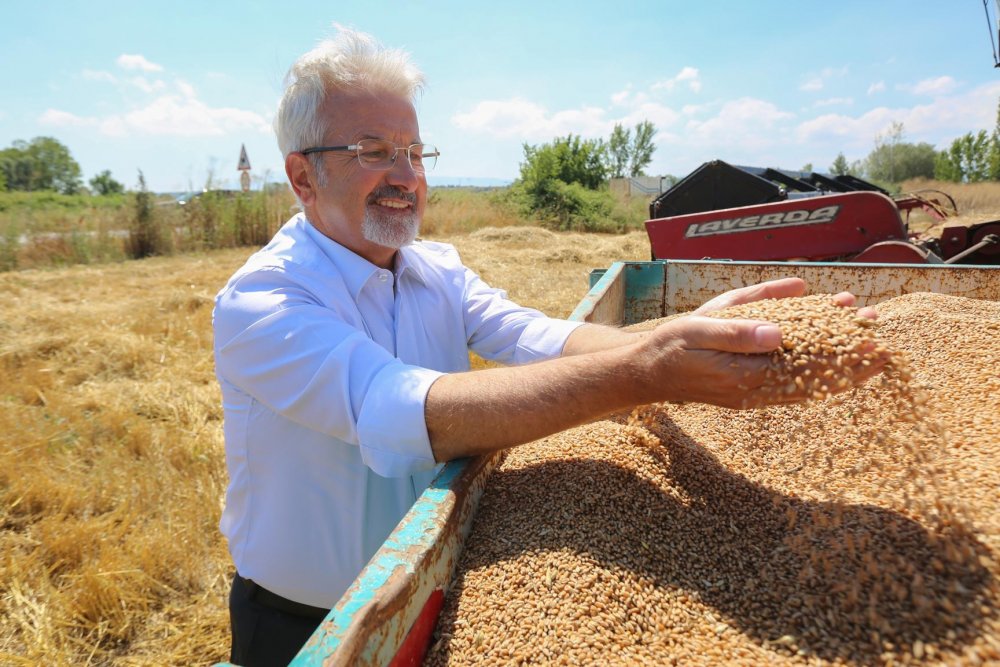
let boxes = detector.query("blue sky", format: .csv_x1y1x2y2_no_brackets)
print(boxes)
3,1,1000,192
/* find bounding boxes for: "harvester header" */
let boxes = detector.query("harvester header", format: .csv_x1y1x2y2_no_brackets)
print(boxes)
645,160,999,265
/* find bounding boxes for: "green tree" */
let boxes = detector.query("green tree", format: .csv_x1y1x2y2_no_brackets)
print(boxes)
89,169,125,195
936,130,997,182
866,121,904,182
0,136,82,193
830,153,851,175
864,122,936,182
606,124,630,178
934,145,963,181
628,120,657,177
519,134,608,193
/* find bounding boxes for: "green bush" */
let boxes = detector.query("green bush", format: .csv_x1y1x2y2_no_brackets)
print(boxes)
125,171,172,259
0,220,19,271
507,180,637,233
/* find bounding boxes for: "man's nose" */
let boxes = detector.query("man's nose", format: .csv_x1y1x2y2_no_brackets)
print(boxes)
385,152,420,190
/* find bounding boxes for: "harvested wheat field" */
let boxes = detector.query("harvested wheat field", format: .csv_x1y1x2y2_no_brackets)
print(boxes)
0,229,648,665
426,293,1000,666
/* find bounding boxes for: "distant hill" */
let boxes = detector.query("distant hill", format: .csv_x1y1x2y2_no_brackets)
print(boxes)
427,176,513,188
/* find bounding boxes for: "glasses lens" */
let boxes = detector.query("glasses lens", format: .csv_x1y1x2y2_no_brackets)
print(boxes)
353,140,439,173
355,139,395,170
411,144,438,172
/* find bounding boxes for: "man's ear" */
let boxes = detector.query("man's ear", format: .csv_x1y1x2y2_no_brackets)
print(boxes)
286,153,318,207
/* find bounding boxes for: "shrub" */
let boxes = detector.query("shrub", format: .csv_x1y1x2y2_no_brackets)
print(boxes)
125,171,171,259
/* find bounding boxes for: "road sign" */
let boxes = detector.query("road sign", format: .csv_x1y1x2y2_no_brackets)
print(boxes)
237,144,251,171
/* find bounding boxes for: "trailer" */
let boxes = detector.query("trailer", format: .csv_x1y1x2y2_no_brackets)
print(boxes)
215,259,1000,667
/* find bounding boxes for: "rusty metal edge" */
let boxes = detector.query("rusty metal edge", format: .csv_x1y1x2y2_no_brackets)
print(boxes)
569,262,626,324
289,452,503,666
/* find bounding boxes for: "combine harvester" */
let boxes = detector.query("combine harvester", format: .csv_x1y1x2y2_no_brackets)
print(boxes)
217,163,1000,667
645,160,999,265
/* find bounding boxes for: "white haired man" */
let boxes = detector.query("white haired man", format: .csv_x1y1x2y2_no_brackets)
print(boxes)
212,28,885,666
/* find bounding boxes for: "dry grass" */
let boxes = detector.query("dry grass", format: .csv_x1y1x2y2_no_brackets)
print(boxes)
0,228,647,664
899,178,1000,234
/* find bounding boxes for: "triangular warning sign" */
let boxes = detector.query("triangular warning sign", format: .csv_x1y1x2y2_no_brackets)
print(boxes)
237,144,252,171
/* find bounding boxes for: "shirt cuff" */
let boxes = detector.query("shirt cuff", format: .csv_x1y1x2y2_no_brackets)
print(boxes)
513,318,585,365
356,363,443,478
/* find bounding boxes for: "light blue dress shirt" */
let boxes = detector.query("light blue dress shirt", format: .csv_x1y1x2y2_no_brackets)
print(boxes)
213,214,582,607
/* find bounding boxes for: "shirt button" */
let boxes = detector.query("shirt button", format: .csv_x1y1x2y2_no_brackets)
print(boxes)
378,271,390,283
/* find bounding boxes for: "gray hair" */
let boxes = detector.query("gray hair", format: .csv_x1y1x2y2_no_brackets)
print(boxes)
274,26,426,185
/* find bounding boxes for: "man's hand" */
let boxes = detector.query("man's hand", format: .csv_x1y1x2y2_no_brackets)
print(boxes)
640,278,886,409
693,276,878,320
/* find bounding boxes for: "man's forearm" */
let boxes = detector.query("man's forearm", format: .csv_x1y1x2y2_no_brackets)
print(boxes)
560,322,644,356
425,340,650,462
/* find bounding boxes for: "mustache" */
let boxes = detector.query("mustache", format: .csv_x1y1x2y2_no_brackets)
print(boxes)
367,186,417,205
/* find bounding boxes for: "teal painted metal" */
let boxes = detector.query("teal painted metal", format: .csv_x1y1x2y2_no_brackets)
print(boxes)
287,459,471,665
620,262,667,325
569,262,626,323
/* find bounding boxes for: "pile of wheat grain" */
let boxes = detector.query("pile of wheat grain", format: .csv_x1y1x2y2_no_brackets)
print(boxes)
425,293,1000,666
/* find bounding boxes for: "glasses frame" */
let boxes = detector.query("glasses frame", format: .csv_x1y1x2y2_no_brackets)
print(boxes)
300,140,440,173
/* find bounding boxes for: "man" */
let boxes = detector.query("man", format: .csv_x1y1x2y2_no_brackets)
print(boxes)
213,27,884,666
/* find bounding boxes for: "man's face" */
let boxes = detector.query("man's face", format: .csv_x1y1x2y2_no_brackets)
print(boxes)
303,90,427,266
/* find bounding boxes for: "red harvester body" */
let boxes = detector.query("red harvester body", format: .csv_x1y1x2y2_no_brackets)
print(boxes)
645,160,1000,265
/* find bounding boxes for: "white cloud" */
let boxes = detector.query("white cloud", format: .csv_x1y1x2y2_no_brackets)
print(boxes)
451,98,609,139
686,98,795,147
610,86,649,107
82,69,116,83
800,78,824,92
129,76,166,94
39,109,97,128
451,96,679,142
611,86,633,106
177,79,197,98
38,80,270,138
116,53,163,72
906,75,958,96
795,80,1000,148
652,67,701,93
452,98,550,138
814,97,853,108
867,81,886,95
618,102,680,130
122,95,270,136
800,66,848,93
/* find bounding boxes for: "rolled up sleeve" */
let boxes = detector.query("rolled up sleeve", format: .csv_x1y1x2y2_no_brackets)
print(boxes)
461,268,583,365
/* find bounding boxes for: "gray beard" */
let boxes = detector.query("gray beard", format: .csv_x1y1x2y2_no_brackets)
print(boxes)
362,206,420,249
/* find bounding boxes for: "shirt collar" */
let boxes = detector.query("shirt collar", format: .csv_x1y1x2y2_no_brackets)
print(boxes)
299,214,428,295
395,244,429,288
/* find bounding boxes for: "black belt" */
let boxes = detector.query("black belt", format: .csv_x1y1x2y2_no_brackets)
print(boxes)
238,574,330,620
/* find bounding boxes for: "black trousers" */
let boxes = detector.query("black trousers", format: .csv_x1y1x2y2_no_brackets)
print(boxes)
229,574,328,667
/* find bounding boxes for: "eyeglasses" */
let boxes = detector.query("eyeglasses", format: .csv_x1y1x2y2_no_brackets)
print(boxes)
300,139,440,173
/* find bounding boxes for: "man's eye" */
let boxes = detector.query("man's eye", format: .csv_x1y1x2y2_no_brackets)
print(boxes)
360,147,391,161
